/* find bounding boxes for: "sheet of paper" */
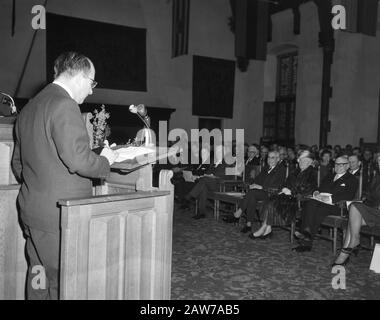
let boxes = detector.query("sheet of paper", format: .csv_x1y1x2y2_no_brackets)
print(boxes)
312,192,332,205
223,192,244,197
114,146,155,163
370,243,380,273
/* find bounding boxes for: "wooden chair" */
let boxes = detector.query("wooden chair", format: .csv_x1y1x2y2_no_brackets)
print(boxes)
360,225,380,250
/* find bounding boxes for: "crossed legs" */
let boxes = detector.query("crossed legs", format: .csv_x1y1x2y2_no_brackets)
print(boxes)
334,203,366,264
234,189,268,232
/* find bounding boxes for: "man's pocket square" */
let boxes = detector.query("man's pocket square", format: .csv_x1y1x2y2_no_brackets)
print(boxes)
340,183,346,186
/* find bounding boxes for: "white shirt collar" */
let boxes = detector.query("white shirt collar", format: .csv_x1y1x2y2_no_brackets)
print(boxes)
334,173,345,181
53,80,74,100
351,168,359,175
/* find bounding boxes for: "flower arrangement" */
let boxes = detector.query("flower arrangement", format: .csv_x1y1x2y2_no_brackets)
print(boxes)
91,104,110,148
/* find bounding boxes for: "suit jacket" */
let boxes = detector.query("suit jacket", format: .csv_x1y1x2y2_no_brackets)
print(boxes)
284,166,317,197
350,168,361,177
205,160,235,180
190,159,211,177
254,163,287,192
364,175,380,208
244,157,261,183
12,84,110,233
318,171,358,204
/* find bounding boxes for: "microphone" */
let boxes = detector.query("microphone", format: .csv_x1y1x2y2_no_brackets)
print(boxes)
129,104,154,146
129,104,150,128
1,92,17,114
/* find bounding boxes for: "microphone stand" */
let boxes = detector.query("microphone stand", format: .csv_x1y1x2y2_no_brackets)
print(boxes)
130,104,154,147
0,92,17,115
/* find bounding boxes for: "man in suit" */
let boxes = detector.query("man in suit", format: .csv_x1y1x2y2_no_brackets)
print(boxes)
184,144,234,219
293,155,358,252
348,154,361,177
234,151,287,236
11,52,118,299
179,144,211,209
244,144,261,183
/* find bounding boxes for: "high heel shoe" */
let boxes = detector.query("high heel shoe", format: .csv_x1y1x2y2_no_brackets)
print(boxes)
332,247,353,267
248,227,273,240
260,231,273,239
336,244,361,256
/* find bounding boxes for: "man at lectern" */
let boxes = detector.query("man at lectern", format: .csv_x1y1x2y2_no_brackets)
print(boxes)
11,52,118,300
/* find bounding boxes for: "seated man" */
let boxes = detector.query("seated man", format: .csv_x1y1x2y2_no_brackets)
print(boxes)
348,154,361,177
293,155,358,252
184,145,234,219
244,144,261,182
179,144,212,208
234,151,287,237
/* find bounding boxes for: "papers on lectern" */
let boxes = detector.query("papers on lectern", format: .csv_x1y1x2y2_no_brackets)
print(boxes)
114,146,155,163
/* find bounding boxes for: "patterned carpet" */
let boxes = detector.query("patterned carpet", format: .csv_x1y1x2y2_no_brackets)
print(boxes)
170,203,380,300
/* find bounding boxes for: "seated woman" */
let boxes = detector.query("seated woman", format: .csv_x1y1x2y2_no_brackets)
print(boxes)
333,168,380,266
251,151,317,239
318,149,334,183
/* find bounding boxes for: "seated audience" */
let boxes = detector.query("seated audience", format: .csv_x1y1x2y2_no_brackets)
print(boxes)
251,150,317,239
233,151,287,236
293,155,358,252
333,172,380,266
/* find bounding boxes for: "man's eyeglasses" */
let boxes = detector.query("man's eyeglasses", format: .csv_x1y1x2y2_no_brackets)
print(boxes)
335,162,348,167
84,76,97,89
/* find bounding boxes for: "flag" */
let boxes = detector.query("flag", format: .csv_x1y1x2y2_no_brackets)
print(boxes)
171,0,190,58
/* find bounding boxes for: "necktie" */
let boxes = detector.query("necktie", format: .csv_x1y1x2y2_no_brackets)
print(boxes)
333,174,339,182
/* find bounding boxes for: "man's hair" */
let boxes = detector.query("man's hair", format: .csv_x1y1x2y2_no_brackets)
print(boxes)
268,150,279,158
299,150,314,161
321,149,332,157
336,155,349,163
349,154,360,162
54,51,92,79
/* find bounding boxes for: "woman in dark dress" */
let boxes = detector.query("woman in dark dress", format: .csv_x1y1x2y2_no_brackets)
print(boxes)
333,172,380,266
251,151,317,238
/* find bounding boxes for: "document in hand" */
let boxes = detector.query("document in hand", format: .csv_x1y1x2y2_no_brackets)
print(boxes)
114,146,155,163
312,192,332,204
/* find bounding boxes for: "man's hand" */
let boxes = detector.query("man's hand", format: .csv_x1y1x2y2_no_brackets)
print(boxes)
281,187,292,195
103,140,116,149
312,191,320,200
100,147,119,165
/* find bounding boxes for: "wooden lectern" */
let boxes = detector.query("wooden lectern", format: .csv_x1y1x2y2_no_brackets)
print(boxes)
0,117,174,300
